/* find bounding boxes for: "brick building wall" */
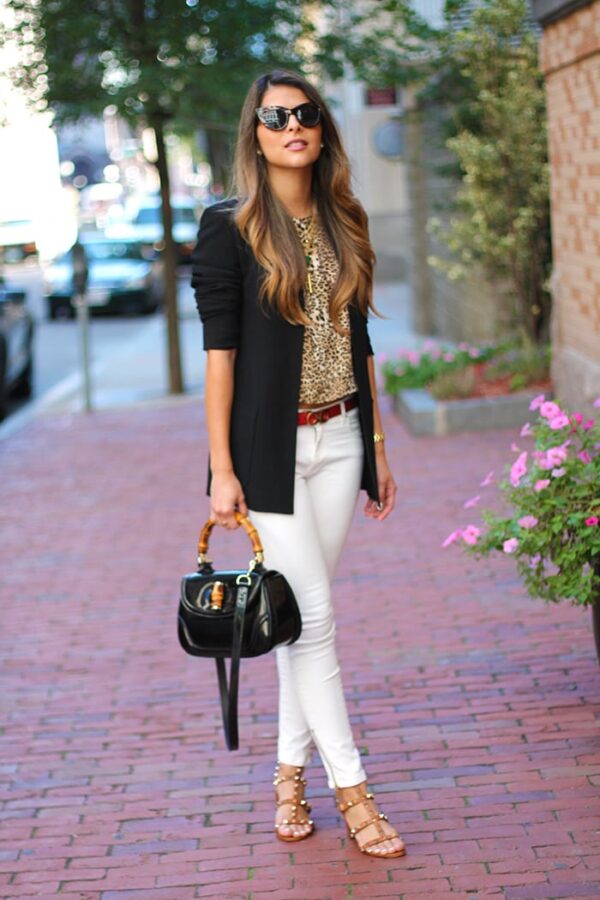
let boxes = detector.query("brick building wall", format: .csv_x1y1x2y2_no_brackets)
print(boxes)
534,0,600,412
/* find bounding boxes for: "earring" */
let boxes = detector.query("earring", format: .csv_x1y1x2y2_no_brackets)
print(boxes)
257,149,263,156
320,142,324,148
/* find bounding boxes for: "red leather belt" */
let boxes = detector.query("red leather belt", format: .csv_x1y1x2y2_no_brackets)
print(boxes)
297,394,358,426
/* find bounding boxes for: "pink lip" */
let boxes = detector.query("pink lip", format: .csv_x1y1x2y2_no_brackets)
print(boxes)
285,140,308,150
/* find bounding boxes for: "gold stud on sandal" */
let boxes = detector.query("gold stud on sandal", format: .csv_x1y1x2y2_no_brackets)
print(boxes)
335,787,406,859
273,764,315,843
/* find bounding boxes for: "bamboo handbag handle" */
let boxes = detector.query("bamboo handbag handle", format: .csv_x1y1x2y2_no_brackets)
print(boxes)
197,511,264,565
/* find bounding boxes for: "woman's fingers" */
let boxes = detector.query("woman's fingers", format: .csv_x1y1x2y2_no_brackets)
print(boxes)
210,477,248,529
379,478,396,520
364,476,396,521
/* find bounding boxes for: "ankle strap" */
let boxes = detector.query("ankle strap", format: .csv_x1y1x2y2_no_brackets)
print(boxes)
273,764,305,786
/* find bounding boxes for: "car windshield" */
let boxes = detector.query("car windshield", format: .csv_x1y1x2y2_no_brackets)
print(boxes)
82,242,146,261
134,206,196,226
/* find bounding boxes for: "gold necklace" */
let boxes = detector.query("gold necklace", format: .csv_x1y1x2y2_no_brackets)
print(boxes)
300,210,317,295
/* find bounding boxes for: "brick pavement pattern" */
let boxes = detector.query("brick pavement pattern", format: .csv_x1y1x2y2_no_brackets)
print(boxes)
1,399,599,899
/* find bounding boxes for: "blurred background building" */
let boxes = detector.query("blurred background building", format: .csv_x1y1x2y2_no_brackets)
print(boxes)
532,0,600,410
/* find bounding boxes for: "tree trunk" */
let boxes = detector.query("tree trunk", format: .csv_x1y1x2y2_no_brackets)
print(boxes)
405,90,435,337
152,115,184,395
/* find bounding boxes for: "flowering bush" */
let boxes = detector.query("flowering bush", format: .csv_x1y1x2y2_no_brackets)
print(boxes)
381,339,550,400
443,396,600,605
380,340,497,395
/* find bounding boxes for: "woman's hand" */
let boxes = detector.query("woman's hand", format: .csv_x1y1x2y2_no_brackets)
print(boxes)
364,449,397,521
210,469,248,529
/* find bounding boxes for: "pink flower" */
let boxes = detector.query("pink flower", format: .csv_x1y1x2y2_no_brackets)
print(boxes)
442,529,463,548
480,470,495,487
541,444,569,468
518,515,538,529
407,350,420,365
510,451,528,487
520,422,533,437
529,554,541,569
464,495,480,509
443,352,455,362
511,442,521,452
583,419,595,430
529,394,545,411
593,397,600,408
378,352,388,363
551,467,566,477
430,347,442,359
585,516,599,526
458,342,470,351
540,401,562,420
572,412,584,425
549,414,570,430
503,538,519,554
469,347,480,358
534,479,550,491
462,524,481,546
578,450,592,464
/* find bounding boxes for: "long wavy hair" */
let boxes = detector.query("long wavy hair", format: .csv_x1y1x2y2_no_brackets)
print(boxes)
231,69,377,331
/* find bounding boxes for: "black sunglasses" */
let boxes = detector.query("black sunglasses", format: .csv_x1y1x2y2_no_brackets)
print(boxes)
255,102,321,131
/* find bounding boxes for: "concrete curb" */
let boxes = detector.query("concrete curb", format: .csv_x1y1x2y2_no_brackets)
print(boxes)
394,387,539,436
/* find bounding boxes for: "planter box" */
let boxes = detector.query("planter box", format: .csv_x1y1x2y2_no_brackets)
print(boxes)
394,387,540,436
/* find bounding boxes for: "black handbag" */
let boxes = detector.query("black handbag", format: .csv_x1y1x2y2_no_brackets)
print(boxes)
177,512,302,750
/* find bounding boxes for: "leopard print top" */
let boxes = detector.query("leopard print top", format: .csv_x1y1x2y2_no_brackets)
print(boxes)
292,215,357,406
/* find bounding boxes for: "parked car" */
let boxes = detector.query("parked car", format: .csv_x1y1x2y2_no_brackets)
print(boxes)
0,279,34,420
0,220,38,264
107,196,201,264
43,235,163,319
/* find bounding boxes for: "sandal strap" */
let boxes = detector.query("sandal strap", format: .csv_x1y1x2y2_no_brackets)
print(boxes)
361,830,402,852
336,790,374,814
274,765,311,824
276,798,311,812
347,811,388,838
273,765,306,787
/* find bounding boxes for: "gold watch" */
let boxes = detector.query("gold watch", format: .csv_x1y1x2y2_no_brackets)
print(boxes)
373,432,385,444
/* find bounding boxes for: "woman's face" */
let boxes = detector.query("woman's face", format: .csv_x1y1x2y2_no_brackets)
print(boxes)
255,85,323,172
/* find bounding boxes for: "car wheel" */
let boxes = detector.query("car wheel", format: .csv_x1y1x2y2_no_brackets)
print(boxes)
51,303,74,320
12,358,33,399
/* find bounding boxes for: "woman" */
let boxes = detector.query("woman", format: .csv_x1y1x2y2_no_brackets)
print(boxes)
191,69,405,859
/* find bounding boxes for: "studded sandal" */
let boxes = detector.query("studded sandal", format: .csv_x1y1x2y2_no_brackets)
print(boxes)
335,788,406,858
273,764,315,843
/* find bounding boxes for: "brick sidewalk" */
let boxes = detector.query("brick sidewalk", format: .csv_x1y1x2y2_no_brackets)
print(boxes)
1,399,599,899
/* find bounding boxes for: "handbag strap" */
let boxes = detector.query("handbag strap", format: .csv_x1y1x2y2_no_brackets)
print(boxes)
214,580,250,751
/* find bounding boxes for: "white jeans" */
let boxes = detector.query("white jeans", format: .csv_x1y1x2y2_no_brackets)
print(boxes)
249,404,368,789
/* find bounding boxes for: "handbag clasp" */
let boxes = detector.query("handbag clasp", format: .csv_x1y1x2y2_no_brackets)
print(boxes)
209,581,225,610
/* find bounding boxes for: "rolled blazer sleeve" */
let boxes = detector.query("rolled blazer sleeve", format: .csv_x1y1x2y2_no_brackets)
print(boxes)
191,204,243,349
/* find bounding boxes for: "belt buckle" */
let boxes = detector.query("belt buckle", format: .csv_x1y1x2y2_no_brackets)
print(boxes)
306,409,325,425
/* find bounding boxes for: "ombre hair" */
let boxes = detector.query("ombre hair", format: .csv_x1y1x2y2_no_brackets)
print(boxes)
231,69,377,331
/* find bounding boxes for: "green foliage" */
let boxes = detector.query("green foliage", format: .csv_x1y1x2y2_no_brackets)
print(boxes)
2,0,312,131
322,0,552,345
427,0,552,343
445,399,600,605
429,366,476,401
484,342,551,391
313,1,442,88
380,337,552,398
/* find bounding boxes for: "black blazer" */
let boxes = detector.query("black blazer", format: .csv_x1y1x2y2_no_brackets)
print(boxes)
191,198,379,514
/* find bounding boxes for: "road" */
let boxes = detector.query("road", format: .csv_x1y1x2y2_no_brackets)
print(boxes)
2,261,198,420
